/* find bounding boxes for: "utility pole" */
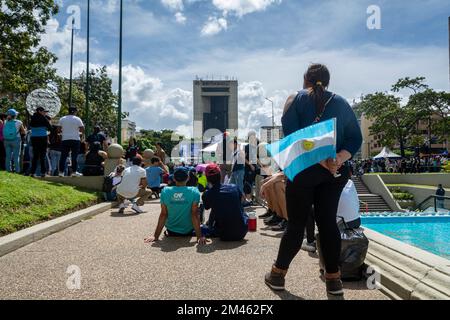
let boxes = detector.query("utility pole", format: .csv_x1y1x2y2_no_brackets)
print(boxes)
69,17,75,109
85,0,90,135
117,0,123,145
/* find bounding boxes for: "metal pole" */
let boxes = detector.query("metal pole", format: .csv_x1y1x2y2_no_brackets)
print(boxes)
265,98,274,128
69,18,75,109
117,0,123,145
85,0,90,136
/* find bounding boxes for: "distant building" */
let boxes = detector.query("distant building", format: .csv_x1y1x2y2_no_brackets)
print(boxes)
193,79,238,141
121,119,136,144
261,126,284,144
360,113,448,159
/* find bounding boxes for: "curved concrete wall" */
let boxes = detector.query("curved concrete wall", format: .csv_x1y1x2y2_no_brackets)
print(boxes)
42,176,104,191
364,228,450,300
361,175,404,212
376,173,450,188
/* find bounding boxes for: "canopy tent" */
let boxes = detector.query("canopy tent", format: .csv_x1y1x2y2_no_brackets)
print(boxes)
201,143,219,153
373,147,402,159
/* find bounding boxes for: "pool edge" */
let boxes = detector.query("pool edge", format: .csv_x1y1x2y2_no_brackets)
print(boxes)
364,227,450,300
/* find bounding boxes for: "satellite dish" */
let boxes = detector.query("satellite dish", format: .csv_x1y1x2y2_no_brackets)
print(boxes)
26,89,61,118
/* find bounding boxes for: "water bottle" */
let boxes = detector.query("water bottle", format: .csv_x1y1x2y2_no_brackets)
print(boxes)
248,212,257,232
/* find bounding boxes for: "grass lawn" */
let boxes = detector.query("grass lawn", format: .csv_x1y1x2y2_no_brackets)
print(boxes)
386,183,450,191
0,172,101,236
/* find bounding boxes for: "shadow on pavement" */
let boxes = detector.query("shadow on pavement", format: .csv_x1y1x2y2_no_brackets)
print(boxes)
272,289,305,300
150,237,196,252
196,239,248,254
260,232,284,239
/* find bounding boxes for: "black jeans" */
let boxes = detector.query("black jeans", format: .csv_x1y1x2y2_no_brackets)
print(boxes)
59,140,81,174
275,164,349,274
0,140,5,170
31,137,48,175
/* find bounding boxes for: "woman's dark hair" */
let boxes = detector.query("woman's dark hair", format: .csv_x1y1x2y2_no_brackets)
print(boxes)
90,141,101,153
207,173,221,186
151,157,161,164
304,64,330,118
129,138,137,146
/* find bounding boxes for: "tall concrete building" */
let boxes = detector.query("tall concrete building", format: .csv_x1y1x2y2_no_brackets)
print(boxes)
193,80,238,140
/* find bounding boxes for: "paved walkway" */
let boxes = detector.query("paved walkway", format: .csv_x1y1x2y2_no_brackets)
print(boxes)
0,201,387,300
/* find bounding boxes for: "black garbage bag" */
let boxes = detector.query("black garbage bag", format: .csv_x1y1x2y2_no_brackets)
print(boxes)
317,218,369,281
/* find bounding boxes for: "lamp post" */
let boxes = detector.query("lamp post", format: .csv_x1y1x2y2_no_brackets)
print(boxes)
117,0,123,145
265,97,275,128
85,0,90,136
68,17,75,109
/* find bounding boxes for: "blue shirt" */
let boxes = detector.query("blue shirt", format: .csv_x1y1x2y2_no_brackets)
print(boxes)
161,186,201,235
146,166,164,188
202,184,248,241
282,90,362,156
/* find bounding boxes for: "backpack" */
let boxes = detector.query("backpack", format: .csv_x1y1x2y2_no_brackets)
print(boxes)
103,175,114,193
3,120,18,141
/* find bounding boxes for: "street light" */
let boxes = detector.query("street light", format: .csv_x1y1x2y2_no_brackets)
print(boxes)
265,97,275,128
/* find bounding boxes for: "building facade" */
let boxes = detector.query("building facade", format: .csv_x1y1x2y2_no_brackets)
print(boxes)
121,119,136,144
193,80,238,141
260,126,284,144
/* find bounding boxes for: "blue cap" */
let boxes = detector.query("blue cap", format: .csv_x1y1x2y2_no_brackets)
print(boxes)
7,109,18,117
174,167,189,182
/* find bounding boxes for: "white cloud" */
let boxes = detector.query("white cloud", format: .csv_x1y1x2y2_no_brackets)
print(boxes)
175,12,187,24
212,0,282,17
201,16,228,36
161,0,184,11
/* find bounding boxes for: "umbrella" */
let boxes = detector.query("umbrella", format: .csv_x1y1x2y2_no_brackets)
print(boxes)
195,164,209,173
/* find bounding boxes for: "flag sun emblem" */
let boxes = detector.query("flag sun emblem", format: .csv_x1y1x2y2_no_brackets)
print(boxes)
302,140,315,151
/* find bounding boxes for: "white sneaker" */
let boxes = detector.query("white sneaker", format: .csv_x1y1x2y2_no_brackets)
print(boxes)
58,172,65,177
118,202,127,214
71,172,83,177
131,203,144,214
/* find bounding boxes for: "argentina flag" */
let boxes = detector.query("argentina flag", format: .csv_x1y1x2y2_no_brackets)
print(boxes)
266,118,337,181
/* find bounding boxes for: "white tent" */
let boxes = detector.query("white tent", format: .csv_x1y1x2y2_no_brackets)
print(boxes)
373,147,402,159
201,143,219,153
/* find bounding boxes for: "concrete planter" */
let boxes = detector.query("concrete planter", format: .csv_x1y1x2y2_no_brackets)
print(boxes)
397,200,416,209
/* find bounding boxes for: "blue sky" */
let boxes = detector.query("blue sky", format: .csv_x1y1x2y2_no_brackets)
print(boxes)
42,0,450,135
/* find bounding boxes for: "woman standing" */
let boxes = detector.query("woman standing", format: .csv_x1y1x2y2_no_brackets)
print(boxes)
3,109,26,173
125,137,139,167
264,64,362,297
0,113,7,170
29,107,52,177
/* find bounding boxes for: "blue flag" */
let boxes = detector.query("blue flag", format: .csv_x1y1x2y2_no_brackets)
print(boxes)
266,119,337,181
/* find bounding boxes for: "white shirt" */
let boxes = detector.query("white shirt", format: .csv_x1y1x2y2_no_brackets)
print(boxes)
58,115,84,141
337,180,360,223
116,165,146,199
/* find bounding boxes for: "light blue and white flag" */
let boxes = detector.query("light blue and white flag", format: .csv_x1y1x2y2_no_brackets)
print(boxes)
266,118,337,181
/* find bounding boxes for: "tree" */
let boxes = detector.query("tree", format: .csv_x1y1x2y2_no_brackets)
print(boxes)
75,67,118,138
0,0,59,115
357,92,418,157
137,129,184,156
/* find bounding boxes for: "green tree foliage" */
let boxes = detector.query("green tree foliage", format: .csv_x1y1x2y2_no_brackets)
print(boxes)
0,0,59,113
357,77,449,157
137,129,184,156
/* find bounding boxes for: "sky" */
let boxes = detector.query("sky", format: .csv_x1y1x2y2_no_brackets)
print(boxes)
40,0,450,137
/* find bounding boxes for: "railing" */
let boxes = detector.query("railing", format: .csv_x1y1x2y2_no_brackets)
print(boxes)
414,195,450,212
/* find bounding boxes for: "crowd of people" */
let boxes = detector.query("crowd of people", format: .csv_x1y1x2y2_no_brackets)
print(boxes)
352,156,448,175
0,107,113,177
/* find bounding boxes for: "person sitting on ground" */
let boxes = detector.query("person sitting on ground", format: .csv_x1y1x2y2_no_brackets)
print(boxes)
82,141,107,176
144,167,206,245
116,157,151,214
104,165,125,201
337,179,361,229
260,172,288,232
146,156,168,196
201,164,249,241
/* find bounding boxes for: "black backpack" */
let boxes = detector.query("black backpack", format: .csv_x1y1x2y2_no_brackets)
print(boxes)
103,176,114,193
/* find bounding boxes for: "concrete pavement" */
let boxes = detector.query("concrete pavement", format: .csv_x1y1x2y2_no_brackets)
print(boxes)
0,201,388,300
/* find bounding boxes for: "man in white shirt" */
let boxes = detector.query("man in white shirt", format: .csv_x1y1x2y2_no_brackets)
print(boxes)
116,157,151,214
58,108,84,177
